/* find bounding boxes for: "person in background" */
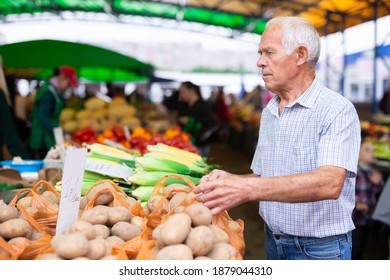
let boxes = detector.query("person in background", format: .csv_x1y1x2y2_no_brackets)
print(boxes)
0,56,30,160
177,81,217,156
194,16,361,260
242,85,264,111
352,140,384,259
162,89,188,118
29,66,78,159
378,80,390,114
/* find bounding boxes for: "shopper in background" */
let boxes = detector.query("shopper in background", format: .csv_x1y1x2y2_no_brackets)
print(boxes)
0,57,30,160
379,80,390,114
29,66,78,159
194,16,361,260
352,140,384,259
177,81,217,157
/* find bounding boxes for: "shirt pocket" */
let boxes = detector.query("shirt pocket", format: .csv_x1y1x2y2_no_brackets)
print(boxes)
293,146,317,173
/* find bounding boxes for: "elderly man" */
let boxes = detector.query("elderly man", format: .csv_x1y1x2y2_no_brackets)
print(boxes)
194,16,361,260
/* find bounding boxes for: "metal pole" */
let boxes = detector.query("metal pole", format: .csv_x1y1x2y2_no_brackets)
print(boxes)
373,0,379,114
325,12,330,88
341,15,346,96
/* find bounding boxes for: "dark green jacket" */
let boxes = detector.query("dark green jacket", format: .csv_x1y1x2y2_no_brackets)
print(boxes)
0,90,30,160
29,83,65,151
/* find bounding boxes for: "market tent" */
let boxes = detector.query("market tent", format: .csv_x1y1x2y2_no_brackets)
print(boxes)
0,39,154,82
0,1,389,36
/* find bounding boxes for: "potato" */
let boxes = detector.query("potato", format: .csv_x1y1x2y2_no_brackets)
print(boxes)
174,206,185,214
185,226,214,256
86,239,109,260
29,230,44,241
50,234,64,252
169,192,187,210
142,205,151,215
0,205,19,222
207,242,237,260
107,206,132,226
106,235,125,246
228,220,242,233
79,196,88,210
0,218,33,239
81,207,108,225
37,253,64,260
125,197,137,207
185,203,213,226
17,206,33,220
8,237,28,244
194,256,213,260
152,224,165,248
130,216,144,231
185,192,197,204
209,225,229,244
65,220,96,240
17,196,33,208
146,195,163,212
100,255,117,260
93,224,110,239
55,233,90,259
41,191,59,205
72,257,90,260
156,244,193,260
116,191,127,199
86,182,115,206
111,222,141,241
163,183,191,199
161,213,191,245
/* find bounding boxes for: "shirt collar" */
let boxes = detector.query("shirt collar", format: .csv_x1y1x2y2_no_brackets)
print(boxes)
266,77,322,115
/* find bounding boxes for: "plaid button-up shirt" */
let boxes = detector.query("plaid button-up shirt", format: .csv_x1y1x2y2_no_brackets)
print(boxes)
251,77,361,238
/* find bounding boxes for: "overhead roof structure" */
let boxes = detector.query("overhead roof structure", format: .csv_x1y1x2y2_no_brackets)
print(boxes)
0,1,389,36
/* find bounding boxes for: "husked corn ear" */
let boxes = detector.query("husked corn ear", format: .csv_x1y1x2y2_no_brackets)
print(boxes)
144,151,205,171
148,143,205,164
128,170,200,186
87,143,135,161
135,156,205,177
131,186,154,201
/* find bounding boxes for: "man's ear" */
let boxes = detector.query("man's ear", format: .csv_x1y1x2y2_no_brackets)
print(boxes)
296,46,309,66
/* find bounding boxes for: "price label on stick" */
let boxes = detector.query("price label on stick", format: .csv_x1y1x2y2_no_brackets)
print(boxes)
56,148,87,236
53,127,64,146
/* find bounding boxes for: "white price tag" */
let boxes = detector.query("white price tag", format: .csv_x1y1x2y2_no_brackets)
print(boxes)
123,125,131,140
56,148,87,235
53,127,64,146
85,158,133,182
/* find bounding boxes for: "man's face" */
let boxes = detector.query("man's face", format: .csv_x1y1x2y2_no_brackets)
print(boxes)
257,25,298,94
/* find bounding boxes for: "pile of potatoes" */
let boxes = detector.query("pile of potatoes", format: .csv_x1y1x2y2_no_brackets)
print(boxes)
79,182,137,210
147,183,240,260
37,182,144,260
0,204,45,244
37,204,144,260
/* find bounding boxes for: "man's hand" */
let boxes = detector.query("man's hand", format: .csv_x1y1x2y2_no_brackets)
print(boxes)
200,169,231,183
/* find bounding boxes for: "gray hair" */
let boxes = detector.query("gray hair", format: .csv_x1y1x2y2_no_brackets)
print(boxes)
266,16,321,66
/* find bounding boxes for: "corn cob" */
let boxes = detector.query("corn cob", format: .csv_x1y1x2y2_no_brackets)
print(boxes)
147,143,206,166
87,143,136,161
86,143,136,168
128,170,200,186
131,186,154,201
144,151,207,172
135,155,206,177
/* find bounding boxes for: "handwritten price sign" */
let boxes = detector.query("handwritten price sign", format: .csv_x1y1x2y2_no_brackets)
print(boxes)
56,148,88,235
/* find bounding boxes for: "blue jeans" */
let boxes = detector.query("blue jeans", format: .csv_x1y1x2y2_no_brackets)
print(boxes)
265,224,352,260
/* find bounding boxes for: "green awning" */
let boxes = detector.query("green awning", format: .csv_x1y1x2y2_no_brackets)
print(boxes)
0,39,154,82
